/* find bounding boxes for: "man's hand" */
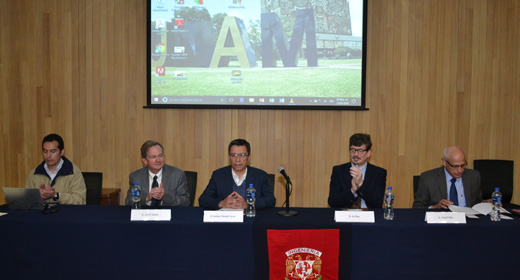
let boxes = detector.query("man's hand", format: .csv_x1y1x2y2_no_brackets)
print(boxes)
218,191,247,209
146,183,165,202
432,199,454,209
350,166,364,194
39,183,56,200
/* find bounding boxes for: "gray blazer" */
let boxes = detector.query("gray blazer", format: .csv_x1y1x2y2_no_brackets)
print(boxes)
125,164,190,207
413,167,482,208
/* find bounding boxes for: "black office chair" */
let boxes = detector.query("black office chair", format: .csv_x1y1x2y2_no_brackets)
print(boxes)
184,171,197,206
473,159,514,203
413,175,420,197
82,172,103,205
267,173,275,193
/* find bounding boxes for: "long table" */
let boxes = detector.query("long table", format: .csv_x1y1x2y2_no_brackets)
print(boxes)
0,205,254,279
1,205,520,279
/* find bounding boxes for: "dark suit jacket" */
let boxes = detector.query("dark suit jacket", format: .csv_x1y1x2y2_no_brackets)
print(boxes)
198,165,276,210
412,167,482,208
328,162,387,208
125,164,190,207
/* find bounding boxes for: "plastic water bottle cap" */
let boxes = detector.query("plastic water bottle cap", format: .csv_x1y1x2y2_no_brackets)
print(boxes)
495,187,500,191
249,184,253,187
134,182,138,186
388,186,392,190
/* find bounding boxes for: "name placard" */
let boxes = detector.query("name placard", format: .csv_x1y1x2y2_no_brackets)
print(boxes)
203,210,244,223
425,212,466,224
131,209,171,221
335,211,375,223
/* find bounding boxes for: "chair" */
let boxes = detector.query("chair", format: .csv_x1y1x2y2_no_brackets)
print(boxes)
184,171,197,206
413,175,420,197
267,173,275,193
82,172,103,205
473,160,514,203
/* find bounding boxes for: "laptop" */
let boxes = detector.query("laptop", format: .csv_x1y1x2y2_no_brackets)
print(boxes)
2,187,44,210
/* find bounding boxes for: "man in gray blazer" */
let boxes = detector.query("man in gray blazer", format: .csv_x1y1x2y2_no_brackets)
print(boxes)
125,140,190,207
413,146,482,209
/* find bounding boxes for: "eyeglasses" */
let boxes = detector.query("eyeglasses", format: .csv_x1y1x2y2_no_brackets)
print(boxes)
349,148,367,154
445,160,467,170
229,153,249,158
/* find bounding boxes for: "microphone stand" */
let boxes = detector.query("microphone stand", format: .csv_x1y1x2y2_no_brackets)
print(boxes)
278,181,297,216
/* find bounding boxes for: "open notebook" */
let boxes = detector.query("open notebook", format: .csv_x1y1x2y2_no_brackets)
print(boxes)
2,187,44,210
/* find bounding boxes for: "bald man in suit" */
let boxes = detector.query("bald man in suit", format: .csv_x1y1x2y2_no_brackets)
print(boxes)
413,146,482,209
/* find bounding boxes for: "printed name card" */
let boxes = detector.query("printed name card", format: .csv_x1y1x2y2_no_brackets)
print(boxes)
131,209,171,221
334,210,375,223
203,210,244,223
425,212,466,224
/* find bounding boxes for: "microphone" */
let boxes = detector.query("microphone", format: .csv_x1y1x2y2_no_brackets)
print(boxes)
278,166,292,184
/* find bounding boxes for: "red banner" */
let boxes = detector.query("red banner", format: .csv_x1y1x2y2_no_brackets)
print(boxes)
267,229,339,280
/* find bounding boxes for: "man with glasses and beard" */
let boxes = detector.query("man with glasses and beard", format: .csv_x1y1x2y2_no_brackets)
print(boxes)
413,146,482,209
328,133,387,209
198,139,276,210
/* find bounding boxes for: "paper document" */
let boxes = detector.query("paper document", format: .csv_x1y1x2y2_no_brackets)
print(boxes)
450,202,511,219
449,205,481,219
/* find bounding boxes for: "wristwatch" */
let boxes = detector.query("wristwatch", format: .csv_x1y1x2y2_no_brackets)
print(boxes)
53,192,60,201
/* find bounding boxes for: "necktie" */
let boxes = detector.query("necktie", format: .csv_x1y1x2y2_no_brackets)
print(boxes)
450,177,458,206
151,175,160,207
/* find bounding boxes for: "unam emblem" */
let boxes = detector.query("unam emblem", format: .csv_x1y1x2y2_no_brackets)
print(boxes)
284,247,322,280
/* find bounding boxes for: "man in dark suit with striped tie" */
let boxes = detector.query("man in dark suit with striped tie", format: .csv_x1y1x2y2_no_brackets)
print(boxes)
328,133,387,209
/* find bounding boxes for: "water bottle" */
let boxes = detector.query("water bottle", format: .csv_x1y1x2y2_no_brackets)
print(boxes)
490,187,502,221
384,186,395,220
131,182,141,209
245,184,256,217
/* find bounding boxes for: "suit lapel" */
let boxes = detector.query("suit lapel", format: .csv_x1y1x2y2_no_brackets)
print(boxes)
436,168,448,199
141,167,151,198
226,166,236,194
461,171,471,205
162,165,170,187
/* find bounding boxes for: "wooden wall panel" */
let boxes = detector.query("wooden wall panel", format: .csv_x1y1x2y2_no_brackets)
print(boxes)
1,0,519,208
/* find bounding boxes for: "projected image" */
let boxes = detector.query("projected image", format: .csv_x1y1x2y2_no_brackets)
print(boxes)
149,0,366,108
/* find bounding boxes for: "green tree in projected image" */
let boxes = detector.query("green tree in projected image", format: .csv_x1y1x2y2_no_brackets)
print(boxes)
151,59,362,98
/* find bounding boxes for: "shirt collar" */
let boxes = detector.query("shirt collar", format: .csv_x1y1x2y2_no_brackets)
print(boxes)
231,167,248,186
148,168,163,180
44,158,64,177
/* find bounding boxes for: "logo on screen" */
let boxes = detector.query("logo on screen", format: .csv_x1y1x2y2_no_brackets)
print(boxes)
269,98,275,103
233,0,242,5
249,98,254,103
279,98,285,103
155,0,166,5
232,70,241,76
174,18,184,29
174,71,185,77
240,98,244,103
155,19,166,29
194,0,203,4
155,43,166,53
175,0,184,4
174,46,185,53
156,67,165,76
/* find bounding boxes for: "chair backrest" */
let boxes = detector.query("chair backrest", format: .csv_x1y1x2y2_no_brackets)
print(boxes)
413,175,420,197
267,173,275,193
184,171,197,206
82,172,103,205
473,159,514,203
